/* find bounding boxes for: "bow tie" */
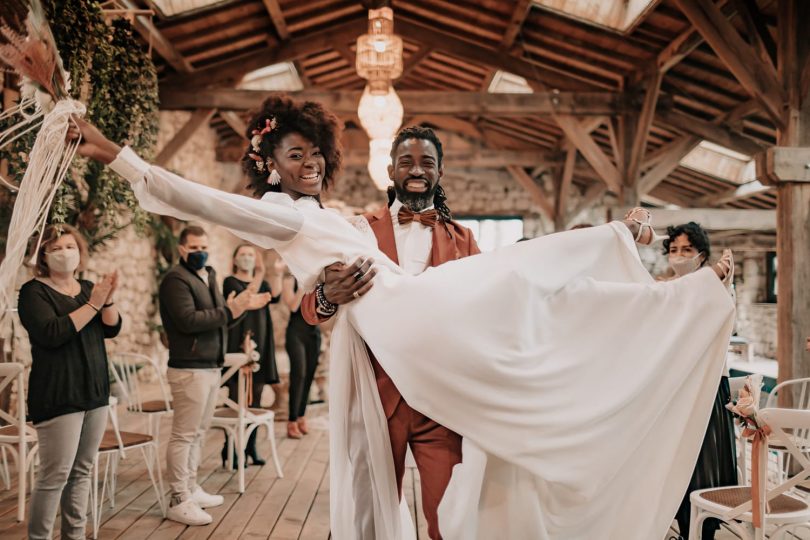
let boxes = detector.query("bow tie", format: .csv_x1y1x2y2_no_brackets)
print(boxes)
397,207,438,228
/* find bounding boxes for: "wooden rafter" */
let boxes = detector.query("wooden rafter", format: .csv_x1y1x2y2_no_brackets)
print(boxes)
399,46,434,81
656,106,765,156
554,146,577,230
261,0,289,41
160,89,625,115
155,109,216,166
219,111,247,138
506,165,555,220
637,135,701,195
694,181,772,207
554,115,622,193
121,0,193,73
394,17,603,91
501,0,533,49
674,0,786,127
655,0,733,74
161,19,367,89
733,0,776,72
566,183,606,229
625,72,663,191
345,148,557,168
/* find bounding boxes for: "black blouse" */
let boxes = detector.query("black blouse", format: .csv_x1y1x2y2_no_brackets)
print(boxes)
223,276,280,384
18,279,122,423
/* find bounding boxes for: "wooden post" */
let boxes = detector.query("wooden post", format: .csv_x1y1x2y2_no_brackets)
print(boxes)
765,0,810,402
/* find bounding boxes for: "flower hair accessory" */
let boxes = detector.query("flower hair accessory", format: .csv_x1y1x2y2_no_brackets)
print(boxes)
250,117,278,153
248,152,265,172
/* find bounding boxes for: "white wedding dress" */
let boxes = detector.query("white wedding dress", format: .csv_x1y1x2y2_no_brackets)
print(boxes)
110,147,735,540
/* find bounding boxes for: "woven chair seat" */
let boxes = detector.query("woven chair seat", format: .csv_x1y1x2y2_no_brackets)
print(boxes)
134,400,172,413
98,430,153,452
698,487,808,515
213,407,272,419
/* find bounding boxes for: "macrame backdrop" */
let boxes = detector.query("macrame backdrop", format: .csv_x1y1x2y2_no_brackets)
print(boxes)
0,0,159,335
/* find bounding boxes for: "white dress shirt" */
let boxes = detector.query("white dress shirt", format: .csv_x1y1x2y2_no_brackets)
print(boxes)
389,198,434,276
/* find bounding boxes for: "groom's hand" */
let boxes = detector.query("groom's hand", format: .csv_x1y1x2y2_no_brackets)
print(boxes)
322,257,376,305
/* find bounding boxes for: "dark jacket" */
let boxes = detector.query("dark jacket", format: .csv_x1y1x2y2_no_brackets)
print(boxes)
18,279,122,423
159,261,233,369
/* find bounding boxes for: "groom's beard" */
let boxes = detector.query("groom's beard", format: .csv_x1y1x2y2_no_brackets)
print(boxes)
394,181,437,213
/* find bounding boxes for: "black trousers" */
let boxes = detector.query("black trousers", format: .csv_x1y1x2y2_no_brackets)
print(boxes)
286,323,321,421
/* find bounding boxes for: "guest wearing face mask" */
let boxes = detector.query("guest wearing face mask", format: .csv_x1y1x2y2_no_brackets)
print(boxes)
17,224,121,540
664,222,737,540
158,226,270,526
220,244,283,467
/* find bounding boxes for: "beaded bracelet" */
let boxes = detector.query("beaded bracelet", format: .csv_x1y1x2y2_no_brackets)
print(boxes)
315,283,337,316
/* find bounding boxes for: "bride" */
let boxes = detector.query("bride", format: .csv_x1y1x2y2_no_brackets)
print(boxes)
69,96,735,540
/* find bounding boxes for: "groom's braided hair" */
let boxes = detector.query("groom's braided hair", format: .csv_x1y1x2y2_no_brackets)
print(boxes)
241,95,343,198
387,126,453,222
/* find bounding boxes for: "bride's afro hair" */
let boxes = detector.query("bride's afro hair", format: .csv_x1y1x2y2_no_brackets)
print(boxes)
241,95,343,197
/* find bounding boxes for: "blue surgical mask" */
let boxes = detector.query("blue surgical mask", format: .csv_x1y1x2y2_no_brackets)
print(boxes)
186,250,208,270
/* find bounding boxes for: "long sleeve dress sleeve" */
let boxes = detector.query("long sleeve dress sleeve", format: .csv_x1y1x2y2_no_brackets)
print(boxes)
109,147,305,249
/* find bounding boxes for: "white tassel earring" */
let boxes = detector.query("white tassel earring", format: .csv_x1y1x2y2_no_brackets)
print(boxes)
268,168,281,186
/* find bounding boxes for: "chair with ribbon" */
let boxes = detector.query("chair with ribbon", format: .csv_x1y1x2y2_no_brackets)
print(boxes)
210,333,283,493
0,362,38,522
689,407,810,539
764,378,810,484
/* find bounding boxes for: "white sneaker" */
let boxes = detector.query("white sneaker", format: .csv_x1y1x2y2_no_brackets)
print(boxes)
166,499,212,526
191,486,224,508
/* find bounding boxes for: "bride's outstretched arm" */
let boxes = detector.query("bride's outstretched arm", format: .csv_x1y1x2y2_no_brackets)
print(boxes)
69,118,303,249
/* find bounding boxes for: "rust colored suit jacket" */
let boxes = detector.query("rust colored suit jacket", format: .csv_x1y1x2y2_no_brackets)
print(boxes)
302,204,481,418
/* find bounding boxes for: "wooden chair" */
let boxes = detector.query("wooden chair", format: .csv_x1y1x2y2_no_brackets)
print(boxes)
689,408,810,539
90,397,165,539
0,362,37,522
211,352,283,493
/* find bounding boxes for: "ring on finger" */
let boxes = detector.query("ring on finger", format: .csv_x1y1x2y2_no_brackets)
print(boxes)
353,270,365,281
352,290,361,299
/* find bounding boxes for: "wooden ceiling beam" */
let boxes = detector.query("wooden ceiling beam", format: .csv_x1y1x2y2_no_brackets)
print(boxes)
655,0,733,74
159,88,625,115
554,146,577,230
673,0,786,127
121,0,194,73
261,0,289,41
694,180,772,207
637,135,701,195
625,72,663,191
501,0,533,49
155,108,216,166
394,16,603,91
506,165,556,220
554,115,622,193
161,18,367,89
656,106,766,156
399,46,434,81
219,111,248,138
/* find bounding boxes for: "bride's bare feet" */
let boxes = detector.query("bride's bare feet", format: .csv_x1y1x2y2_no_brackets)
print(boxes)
623,207,663,245
713,249,734,284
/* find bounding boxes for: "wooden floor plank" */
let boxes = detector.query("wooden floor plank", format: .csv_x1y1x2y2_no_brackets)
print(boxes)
268,433,329,539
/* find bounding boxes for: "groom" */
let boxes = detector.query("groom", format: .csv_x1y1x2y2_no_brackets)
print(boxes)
302,126,480,539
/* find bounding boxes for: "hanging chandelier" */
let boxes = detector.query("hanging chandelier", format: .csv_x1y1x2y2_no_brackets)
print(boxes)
355,7,403,95
356,6,404,190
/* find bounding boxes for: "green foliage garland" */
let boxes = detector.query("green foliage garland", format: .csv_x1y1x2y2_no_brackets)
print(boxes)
0,0,162,251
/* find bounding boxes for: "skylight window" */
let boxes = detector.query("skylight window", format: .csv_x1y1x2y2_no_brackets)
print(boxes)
238,62,304,92
679,141,755,184
151,0,228,17
487,71,533,94
531,0,660,33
